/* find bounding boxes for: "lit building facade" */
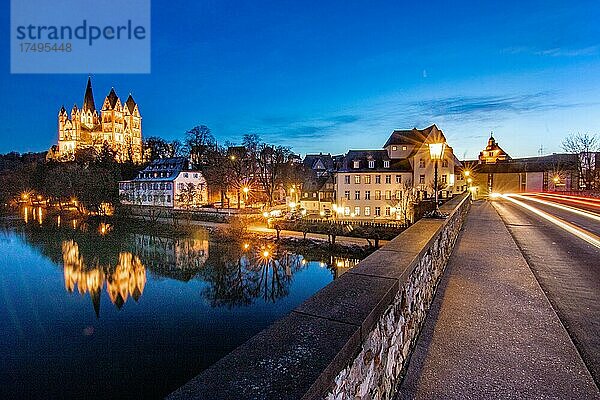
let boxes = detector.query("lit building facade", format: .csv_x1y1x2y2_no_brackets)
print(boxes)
50,77,143,162
465,134,579,195
334,125,462,221
119,157,209,209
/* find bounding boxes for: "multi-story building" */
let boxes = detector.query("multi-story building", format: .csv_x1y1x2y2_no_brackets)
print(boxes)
119,157,208,209
299,153,337,214
334,125,462,221
49,77,143,162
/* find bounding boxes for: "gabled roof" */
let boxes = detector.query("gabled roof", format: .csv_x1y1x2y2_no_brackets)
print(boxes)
303,153,334,171
82,77,96,113
383,124,446,148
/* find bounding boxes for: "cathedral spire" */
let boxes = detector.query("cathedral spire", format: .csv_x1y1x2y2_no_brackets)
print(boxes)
82,76,96,113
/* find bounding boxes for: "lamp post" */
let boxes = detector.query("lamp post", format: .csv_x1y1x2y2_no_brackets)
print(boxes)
428,142,447,218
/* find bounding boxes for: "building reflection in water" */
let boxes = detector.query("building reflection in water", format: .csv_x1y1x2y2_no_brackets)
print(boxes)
62,240,146,316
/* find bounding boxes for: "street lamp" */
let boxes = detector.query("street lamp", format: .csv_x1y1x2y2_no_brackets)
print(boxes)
243,186,249,208
427,141,447,218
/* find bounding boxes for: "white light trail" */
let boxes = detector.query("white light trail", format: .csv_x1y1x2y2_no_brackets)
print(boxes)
509,194,600,223
502,194,600,249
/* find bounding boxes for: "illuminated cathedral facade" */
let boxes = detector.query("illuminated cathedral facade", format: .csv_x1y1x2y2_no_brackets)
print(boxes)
51,77,143,162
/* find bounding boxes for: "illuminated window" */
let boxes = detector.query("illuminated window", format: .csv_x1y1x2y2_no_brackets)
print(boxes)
375,190,381,200
365,175,371,184
354,175,361,184
344,207,350,216
402,146,407,151
353,160,360,168
368,160,375,168
365,206,371,216
392,146,397,151
384,160,390,168
385,190,391,200
354,207,361,216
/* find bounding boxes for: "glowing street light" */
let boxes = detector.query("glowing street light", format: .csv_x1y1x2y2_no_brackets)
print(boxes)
428,141,447,218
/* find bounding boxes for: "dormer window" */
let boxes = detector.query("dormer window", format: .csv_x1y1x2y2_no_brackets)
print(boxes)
353,160,360,169
392,146,397,151
383,160,390,168
368,160,375,168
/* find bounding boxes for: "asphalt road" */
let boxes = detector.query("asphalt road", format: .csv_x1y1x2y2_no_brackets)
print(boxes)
492,195,600,385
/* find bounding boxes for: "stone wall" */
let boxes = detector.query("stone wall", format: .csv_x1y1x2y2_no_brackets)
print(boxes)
168,193,471,400
326,194,470,399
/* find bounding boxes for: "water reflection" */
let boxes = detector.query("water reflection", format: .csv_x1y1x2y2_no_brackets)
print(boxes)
62,240,147,316
9,209,365,317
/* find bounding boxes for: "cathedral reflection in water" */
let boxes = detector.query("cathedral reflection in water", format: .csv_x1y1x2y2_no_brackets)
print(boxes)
62,240,147,316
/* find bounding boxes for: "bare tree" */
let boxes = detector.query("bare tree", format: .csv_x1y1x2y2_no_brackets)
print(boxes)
185,125,216,168
562,133,600,190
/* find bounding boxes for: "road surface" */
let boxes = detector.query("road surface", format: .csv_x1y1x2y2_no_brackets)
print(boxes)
492,193,600,385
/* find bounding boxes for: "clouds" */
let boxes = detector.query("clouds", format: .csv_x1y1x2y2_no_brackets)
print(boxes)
502,45,599,57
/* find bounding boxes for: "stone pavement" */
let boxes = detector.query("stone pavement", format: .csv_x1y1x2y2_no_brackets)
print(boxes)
396,201,600,399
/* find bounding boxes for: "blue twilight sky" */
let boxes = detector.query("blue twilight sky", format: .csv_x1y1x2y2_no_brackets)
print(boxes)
1,0,599,159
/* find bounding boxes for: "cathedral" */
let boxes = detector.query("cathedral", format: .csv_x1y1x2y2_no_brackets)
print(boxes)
50,77,143,162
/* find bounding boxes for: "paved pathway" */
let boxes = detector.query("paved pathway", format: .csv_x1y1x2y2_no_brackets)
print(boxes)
396,201,600,399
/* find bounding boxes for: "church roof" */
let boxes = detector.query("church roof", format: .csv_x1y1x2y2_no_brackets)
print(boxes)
82,77,96,112
105,88,119,109
125,94,137,113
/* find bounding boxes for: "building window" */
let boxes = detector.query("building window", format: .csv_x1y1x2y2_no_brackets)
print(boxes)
313,192,317,198
345,175,350,184
304,192,308,198
365,206,371,216
353,160,360,169
385,175,391,184
368,160,375,168
354,175,361,184
402,146,407,151
395,190,402,200
419,174,425,184
166,195,171,203
442,174,447,184
385,190,391,200
344,207,350,216
385,206,391,216
167,183,172,190
354,207,361,216
419,159,425,168
375,207,381,216
374,175,380,184
344,190,350,200
184,173,189,178
392,146,397,151
375,190,381,200
365,191,371,200
384,160,390,168
355,191,360,200
442,159,448,167
365,175,371,184
395,175,402,184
